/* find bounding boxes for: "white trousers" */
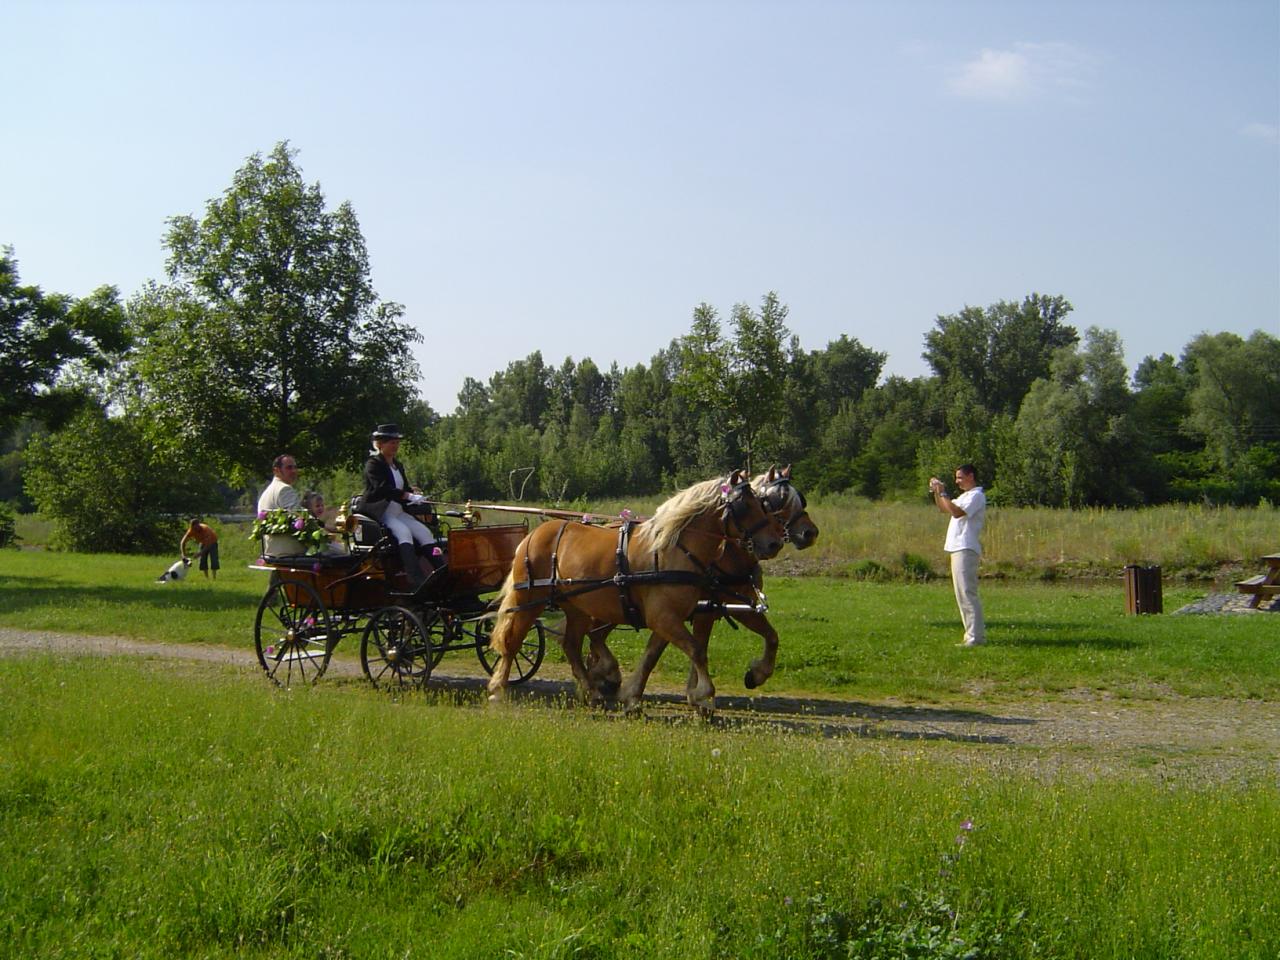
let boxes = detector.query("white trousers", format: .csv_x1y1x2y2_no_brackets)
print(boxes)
383,500,437,548
949,549,985,645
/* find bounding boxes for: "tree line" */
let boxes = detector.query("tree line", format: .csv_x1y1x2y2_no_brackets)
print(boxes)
2,142,1277,551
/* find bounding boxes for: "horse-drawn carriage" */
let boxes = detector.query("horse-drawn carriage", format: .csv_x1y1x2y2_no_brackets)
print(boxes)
250,505,547,689
252,467,818,712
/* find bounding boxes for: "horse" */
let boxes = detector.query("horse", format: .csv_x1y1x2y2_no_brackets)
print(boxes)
485,471,785,711
591,465,819,711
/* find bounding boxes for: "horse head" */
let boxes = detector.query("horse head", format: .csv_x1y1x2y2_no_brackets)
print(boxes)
756,464,820,550
720,469,785,559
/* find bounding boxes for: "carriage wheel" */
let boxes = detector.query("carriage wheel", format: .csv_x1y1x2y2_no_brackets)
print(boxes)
254,577,335,687
360,606,435,689
473,614,546,685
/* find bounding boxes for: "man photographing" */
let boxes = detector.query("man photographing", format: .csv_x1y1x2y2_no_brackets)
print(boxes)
929,464,987,647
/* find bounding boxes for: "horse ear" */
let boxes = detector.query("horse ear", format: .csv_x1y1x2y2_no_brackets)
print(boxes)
781,464,792,479
728,468,744,485
766,464,778,482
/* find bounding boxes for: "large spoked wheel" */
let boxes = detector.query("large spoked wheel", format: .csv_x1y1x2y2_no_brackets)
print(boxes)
473,614,545,685
361,606,435,689
255,577,335,687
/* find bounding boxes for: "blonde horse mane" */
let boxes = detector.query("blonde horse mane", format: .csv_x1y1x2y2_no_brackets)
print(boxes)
633,476,727,554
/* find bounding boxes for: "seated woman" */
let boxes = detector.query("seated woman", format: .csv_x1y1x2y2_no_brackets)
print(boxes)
359,423,446,593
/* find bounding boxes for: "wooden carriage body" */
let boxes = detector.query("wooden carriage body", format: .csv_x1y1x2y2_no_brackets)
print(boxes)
251,518,543,689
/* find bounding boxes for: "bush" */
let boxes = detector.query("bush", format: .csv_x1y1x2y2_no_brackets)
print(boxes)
0,501,16,547
23,408,216,553
900,552,936,582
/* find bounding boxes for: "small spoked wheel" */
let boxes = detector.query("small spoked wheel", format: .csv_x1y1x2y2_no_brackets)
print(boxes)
361,606,435,689
254,577,335,687
473,614,546,685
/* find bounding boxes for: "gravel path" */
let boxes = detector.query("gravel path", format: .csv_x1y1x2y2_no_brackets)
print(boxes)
3,626,1277,783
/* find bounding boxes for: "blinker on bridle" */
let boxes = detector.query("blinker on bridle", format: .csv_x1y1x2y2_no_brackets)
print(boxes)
720,478,774,544
760,478,807,540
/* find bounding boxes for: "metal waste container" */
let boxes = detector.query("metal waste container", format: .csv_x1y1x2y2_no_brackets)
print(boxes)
1123,564,1162,615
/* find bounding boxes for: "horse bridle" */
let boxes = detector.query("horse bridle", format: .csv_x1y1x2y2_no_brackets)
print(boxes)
720,477,776,546
758,478,808,541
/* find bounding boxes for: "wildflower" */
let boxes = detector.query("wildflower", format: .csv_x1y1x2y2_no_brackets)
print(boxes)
711,748,721,758
784,896,793,907
960,819,974,831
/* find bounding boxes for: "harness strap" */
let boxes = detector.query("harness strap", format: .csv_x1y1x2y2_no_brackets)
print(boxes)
615,521,646,629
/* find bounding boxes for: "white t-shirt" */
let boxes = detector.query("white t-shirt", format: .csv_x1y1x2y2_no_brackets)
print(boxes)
943,486,986,555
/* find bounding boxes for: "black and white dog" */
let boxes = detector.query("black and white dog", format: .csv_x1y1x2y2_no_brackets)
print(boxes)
156,557,191,583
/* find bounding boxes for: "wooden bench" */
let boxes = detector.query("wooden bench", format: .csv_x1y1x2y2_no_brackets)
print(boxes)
1235,555,1280,608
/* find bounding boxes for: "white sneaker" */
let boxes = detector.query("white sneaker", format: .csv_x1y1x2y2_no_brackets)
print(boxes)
958,638,985,647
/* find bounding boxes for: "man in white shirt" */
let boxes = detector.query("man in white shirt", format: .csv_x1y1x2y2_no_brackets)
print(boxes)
929,464,987,647
256,454,304,556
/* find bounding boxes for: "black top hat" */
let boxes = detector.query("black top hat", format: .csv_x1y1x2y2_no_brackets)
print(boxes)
371,423,403,440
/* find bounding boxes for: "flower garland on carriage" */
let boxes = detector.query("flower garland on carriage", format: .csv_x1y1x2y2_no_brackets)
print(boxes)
249,509,331,555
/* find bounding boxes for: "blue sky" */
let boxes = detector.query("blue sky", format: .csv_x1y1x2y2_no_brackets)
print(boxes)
4,0,1277,413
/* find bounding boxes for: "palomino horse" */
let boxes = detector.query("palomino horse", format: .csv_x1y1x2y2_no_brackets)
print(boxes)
486,471,785,710
591,465,819,710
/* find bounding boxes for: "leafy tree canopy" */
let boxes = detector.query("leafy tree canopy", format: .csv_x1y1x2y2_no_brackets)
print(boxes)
0,247,129,434
923,293,1077,417
130,142,422,485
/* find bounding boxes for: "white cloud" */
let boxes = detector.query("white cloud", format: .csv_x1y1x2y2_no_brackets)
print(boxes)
948,42,1094,102
1240,122,1279,145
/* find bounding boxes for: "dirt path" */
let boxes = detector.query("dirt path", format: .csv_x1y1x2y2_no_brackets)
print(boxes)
3,627,1277,782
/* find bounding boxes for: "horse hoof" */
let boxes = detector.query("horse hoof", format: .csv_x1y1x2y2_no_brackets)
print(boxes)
743,670,759,690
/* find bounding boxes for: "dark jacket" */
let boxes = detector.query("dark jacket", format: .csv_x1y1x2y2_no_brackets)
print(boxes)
359,455,412,519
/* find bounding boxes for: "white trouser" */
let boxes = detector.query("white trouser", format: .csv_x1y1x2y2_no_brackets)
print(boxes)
949,549,985,645
383,500,437,549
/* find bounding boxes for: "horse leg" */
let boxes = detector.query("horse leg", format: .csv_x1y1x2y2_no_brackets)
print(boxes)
585,622,622,701
684,613,714,691
736,611,779,689
618,630,672,714
646,615,715,713
559,609,598,704
486,603,543,702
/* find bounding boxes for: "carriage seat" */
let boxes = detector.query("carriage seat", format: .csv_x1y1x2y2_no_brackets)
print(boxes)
346,512,395,556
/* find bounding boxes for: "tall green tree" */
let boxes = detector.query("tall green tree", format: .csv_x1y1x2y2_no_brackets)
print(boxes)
130,143,421,484
674,292,792,473
0,247,129,434
923,293,1077,416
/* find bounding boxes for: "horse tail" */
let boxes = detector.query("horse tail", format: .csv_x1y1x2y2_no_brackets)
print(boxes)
488,567,520,656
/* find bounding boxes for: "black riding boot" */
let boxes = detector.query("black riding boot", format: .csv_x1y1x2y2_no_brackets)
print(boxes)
417,542,449,588
396,542,427,593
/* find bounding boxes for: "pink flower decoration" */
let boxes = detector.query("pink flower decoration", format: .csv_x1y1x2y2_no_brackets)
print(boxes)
257,510,268,520
720,484,731,494
293,517,305,530
431,546,442,557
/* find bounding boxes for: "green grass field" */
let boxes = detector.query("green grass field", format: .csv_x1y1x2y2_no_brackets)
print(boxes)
1,545,1277,702
0,658,1275,959
2,531,1278,958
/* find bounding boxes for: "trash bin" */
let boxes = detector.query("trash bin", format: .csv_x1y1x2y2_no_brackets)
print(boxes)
1123,564,1162,615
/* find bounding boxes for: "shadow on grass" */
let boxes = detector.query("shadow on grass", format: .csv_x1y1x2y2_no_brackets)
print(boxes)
415,673,1027,745
921,617,1141,651
0,575,255,613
